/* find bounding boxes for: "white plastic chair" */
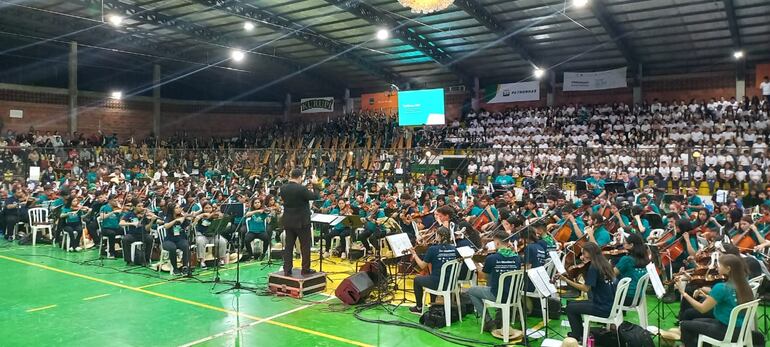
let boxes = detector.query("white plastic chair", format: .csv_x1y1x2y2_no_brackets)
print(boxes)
154,226,181,273
27,207,52,246
581,277,631,346
618,273,650,327
748,275,763,299
421,259,463,327
697,299,760,347
480,269,527,343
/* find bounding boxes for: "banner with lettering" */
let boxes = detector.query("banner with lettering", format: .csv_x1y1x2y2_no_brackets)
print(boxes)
484,81,540,103
563,67,628,91
300,97,335,113
360,92,398,112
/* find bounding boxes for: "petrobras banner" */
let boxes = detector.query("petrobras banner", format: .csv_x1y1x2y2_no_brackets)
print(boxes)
484,81,540,103
300,97,334,113
563,67,628,91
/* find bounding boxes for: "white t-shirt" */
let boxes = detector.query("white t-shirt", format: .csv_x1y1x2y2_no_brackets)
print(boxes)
761,81,770,96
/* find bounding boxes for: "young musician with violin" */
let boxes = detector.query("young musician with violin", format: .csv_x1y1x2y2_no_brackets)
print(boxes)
323,199,352,258
120,204,157,265
523,227,547,293
731,216,764,252
163,203,192,276
555,205,586,242
678,254,754,347
59,196,90,252
408,227,458,314
469,196,499,232
99,196,124,258
560,242,617,341
193,202,228,269
358,201,386,254
468,230,521,332
584,212,612,247
241,198,271,262
614,233,649,305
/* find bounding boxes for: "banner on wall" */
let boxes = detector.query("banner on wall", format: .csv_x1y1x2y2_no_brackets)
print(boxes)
563,67,628,91
484,81,540,103
360,92,398,112
300,97,334,113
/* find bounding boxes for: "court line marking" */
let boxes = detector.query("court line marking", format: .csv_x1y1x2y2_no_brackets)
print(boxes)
27,304,57,312
136,261,263,289
179,295,336,347
83,294,111,301
0,254,371,347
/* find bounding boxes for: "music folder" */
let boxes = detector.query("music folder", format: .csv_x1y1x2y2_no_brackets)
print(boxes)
456,246,476,270
646,263,666,299
385,233,412,257
527,266,557,297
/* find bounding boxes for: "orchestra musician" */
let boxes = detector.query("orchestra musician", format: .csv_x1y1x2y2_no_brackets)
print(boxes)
468,196,499,231
583,213,612,247
162,203,192,276
99,196,124,258
523,226,547,293
59,196,90,252
323,199,351,258
120,203,157,265
408,226,457,314
240,198,271,262
613,233,649,305
193,202,228,269
468,230,520,332
560,242,617,341
357,201,385,254
678,254,753,347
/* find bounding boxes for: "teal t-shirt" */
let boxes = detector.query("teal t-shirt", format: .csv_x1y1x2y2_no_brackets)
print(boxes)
247,212,268,233
593,225,611,247
61,207,82,224
100,204,120,229
615,255,647,298
494,175,514,186
710,282,742,326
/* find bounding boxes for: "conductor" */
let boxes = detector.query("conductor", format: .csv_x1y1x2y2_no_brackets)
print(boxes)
280,168,320,276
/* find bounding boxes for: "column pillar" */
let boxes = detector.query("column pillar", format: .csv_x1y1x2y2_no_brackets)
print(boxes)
471,77,480,110
632,63,643,104
343,88,351,114
153,64,161,136
736,60,746,100
68,41,78,135
284,93,292,121
546,72,556,107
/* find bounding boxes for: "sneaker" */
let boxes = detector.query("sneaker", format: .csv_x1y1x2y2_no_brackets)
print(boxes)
238,254,253,263
409,306,423,315
301,269,317,275
340,252,347,259
199,262,207,269
256,253,266,261
171,269,184,276
323,252,331,258
75,247,82,252
106,253,116,259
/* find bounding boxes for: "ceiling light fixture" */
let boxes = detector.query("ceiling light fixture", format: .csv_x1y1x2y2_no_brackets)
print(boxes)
376,29,390,41
107,14,124,27
230,49,245,62
244,21,255,31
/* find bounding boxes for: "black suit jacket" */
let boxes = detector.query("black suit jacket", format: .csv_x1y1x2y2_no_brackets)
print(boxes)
279,181,320,229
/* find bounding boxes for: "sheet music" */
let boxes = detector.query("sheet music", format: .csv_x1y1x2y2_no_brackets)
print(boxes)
330,216,346,226
456,246,476,270
485,241,496,251
646,263,666,298
385,233,412,257
549,251,566,274
527,266,557,297
310,213,338,224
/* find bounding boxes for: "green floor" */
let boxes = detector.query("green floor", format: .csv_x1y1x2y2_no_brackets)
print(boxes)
0,239,685,347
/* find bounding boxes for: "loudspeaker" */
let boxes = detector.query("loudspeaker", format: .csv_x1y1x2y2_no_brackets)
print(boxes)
335,272,375,305
358,260,388,285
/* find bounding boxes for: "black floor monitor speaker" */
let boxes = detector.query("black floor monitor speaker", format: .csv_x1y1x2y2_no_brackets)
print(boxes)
335,272,375,305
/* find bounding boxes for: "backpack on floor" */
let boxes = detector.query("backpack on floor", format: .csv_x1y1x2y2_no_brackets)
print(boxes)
617,322,654,347
419,304,460,328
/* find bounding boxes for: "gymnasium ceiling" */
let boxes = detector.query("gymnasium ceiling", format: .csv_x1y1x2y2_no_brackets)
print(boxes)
0,0,769,101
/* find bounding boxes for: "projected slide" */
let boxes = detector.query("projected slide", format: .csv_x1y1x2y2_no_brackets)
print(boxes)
397,88,445,126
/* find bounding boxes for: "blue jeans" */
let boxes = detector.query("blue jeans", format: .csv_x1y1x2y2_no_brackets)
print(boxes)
468,285,496,318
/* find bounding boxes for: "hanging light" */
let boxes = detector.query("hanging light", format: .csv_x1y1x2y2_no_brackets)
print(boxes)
107,14,124,27
397,0,454,14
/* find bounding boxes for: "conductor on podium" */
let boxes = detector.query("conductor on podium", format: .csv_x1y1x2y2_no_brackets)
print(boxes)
280,168,320,276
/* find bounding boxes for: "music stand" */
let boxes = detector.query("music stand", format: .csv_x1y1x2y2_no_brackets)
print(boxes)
605,182,626,194
644,263,668,347
385,232,413,310
527,266,562,344
207,215,233,283
575,180,588,192
642,213,664,230
310,213,346,273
